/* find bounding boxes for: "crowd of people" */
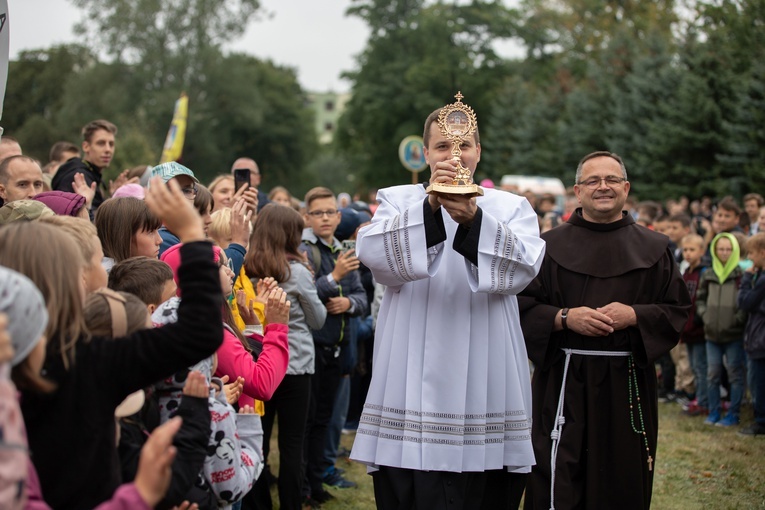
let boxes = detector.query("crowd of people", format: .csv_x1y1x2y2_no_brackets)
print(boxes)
0,121,376,510
524,180,765,437
0,107,762,510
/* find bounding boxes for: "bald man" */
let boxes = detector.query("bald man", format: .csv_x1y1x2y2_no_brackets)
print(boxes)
0,155,44,207
230,157,270,212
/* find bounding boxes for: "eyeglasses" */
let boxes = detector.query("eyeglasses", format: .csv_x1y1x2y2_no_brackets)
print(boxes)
577,176,627,189
218,258,234,272
181,185,198,199
307,209,339,218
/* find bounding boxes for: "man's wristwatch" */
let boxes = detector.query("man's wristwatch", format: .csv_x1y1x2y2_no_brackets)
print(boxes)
561,308,569,330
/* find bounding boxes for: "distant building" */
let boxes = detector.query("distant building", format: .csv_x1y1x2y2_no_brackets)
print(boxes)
307,91,351,144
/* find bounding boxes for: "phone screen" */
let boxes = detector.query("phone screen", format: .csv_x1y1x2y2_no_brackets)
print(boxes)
342,240,356,253
233,169,250,191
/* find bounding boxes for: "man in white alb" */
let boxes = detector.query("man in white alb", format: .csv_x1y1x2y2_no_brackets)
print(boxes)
350,101,545,509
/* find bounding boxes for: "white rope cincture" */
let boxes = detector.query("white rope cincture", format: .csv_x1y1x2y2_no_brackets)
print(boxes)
548,348,631,510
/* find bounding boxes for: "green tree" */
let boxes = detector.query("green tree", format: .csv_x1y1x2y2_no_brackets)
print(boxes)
481,75,565,181
69,0,261,89
182,53,318,187
4,45,94,159
607,32,739,201
720,58,765,194
516,0,677,72
337,0,520,190
6,0,318,189
690,0,765,75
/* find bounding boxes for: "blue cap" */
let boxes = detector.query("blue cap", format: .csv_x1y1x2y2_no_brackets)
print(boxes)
335,207,372,242
150,162,199,184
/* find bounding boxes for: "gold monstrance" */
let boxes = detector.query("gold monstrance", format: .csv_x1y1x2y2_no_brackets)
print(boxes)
425,91,484,197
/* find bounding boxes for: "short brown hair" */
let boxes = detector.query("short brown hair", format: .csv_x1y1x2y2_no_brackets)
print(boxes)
637,201,661,224
744,193,764,207
194,184,213,216
82,119,117,143
422,108,480,148
95,197,162,262
108,256,174,306
732,231,748,258
746,233,765,253
668,213,692,228
304,187,335,210
717,196,741,216
126,165,149,181
40,216,98,266
48,141,79,163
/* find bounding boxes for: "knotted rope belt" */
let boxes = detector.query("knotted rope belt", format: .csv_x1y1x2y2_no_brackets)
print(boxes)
548,348,650,510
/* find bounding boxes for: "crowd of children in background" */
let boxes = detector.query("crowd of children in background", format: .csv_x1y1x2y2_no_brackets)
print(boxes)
654,195,765,436
0,120,764,510
534,187,765,436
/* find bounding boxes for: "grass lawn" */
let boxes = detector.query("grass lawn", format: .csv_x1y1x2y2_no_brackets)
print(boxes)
265,402,765,509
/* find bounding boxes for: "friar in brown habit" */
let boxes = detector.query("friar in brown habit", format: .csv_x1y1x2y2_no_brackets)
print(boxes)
519,151,691,509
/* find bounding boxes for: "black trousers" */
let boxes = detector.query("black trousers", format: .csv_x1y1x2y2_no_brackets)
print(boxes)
304,346,342,495
242,374,312,510
372,466,528,510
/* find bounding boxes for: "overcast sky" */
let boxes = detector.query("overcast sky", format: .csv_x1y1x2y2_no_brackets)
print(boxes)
8,0,370,92
9,0,523,93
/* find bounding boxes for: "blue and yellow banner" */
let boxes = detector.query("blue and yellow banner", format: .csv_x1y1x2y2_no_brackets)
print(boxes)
160,92,188,163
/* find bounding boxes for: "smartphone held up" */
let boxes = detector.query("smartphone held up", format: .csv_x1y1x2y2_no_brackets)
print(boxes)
233,169,250,192
341,239,356,255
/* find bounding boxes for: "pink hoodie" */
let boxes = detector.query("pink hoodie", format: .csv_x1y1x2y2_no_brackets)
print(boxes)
160,243,289,407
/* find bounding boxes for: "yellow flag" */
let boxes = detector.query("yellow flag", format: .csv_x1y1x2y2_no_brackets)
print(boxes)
160,93,188,163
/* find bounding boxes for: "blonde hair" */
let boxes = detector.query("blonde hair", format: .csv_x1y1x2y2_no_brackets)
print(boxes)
208,174,234,193
41,216,98,266
0,222,89,370
681,233,705,250
209,207,233,247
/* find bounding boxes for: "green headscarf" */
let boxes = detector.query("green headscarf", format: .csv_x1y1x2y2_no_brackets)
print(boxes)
710,232,740,283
